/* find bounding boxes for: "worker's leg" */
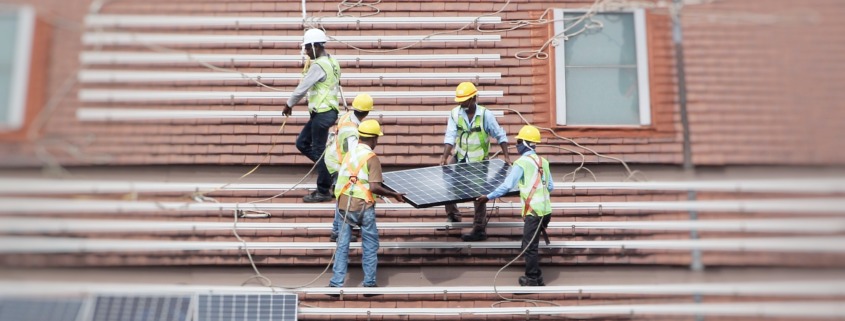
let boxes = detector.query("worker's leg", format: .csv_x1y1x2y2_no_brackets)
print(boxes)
473,200,487,232
329,208,354,287
295,115,315,159
309,110,338,196
444,203,461,222
360,206,379,287
520,214,550,286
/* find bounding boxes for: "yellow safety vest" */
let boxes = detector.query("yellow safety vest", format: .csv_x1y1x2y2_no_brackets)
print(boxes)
514,153,552,216
451,105,490,162
306,56,341,113
325,112,359,175
334,144,376,203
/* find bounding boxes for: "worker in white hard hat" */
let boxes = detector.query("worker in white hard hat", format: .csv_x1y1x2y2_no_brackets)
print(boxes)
325,93,374,242
439,81,511,242
284,28,342,203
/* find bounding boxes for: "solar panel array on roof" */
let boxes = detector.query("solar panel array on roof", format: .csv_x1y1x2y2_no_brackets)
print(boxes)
382,159,518,208
0,298,83,321
196,293,297,321
89,295,190,321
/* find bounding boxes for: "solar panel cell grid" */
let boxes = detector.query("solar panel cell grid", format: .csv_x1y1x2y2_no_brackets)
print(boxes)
383,159,518,208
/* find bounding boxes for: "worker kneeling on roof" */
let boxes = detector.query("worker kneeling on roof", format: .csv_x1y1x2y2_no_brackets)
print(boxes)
477,125,554,287
329,120,405,291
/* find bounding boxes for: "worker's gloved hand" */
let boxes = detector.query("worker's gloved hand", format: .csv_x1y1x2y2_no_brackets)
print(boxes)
476,195,489,204
282,104,293,117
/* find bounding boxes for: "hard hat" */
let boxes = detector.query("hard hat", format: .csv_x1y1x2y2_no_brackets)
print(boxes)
302,28,328,47
454,82,478,102
358,119,383,137
515,125,542,143
351,93,374,112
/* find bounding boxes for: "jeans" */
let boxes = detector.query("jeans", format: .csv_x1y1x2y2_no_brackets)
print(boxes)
330,205,379,287
522,214,551,280
296,109,338,195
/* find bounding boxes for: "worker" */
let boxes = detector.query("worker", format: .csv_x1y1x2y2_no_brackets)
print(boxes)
439,81,511,242
283,28,341,203
329,120,405,291
326,93,374,242
477,125,553,286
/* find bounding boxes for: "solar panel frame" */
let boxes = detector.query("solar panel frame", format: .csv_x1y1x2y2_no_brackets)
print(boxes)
382,159,519,208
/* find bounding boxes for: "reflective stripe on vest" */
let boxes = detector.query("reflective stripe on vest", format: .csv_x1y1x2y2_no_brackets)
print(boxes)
325,112,359,174
451,105,489,162
334,144,376,204
514,154,552,216
307,56,341,113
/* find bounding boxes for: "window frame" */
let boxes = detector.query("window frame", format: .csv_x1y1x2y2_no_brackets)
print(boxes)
1,5,35,132
552,8,652,127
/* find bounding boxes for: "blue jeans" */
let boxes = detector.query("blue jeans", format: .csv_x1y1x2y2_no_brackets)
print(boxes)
296,109,338,195
330,205,379,287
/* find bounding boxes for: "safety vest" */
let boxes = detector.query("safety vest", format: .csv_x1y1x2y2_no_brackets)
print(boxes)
306,56,341,113
334,144,376,204
514,153,552,217
325,112,360,174
451,105,490,162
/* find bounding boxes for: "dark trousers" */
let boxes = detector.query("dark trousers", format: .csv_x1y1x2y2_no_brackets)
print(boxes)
522,214,551,279
445,201,487,231
295,109,338,195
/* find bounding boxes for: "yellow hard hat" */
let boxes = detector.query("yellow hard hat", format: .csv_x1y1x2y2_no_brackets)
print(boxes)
358,119,384,137
454,82,478,102
351,93,374,112
515,125,541,143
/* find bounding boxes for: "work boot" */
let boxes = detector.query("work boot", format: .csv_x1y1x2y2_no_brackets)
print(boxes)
518,276,545,287
360,283,380,298
446,213,462,223
303,191,333,203
460,230,487,242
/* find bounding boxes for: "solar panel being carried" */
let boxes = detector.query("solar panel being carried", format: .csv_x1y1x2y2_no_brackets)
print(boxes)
196,293,297,321
382,159,517,208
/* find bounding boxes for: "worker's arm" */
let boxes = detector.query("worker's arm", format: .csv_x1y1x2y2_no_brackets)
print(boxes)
484,109,511,164
283,64,326,115
545,167,554,192
440,113,458,165
477,165,522,203
370,182,405,203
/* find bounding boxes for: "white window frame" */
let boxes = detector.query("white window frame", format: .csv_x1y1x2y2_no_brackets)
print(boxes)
553,8,651,127
1,5,34,131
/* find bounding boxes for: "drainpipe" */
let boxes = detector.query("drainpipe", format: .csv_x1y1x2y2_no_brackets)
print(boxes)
672,1,703,320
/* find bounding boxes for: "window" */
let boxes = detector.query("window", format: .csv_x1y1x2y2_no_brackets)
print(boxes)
0,6,34,131
553,9,651,126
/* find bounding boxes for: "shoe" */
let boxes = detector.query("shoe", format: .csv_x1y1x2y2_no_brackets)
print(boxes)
460,230,487,242
518,276,545,287
446,213,462,223
303,191,333,203
327,284,341,298
361,283,380,298
329,232,357,243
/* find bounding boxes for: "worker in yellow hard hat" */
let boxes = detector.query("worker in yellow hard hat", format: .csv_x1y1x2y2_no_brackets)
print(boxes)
284,28,341,203
325,93,374,242
439,81,511,241
477,125,553,286
330,119,405,291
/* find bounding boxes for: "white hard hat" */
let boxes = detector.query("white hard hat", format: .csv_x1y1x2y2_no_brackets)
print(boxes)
302,28,328,47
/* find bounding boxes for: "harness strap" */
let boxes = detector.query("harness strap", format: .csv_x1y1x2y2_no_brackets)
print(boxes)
338,152,376,204
522,155,544,217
